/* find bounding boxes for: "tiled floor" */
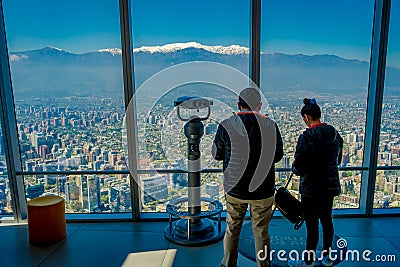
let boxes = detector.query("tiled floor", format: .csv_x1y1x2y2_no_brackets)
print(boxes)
0,217,399,267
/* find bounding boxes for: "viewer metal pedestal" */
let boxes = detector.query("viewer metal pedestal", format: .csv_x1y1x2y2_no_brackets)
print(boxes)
164,197,224,246
164,97,225,246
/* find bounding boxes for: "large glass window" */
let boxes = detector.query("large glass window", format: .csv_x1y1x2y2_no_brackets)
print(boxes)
131,0,251,212
3,0,126,213
261,0,374,209
375,0,400,209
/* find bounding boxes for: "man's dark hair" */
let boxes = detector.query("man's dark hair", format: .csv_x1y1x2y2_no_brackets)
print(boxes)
301,98,321,120
238,88,261,110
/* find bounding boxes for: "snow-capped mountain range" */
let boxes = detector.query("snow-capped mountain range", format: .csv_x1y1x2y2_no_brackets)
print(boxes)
97,48,122,56
10,42,250,61
8,42,400,98
132,42,249,55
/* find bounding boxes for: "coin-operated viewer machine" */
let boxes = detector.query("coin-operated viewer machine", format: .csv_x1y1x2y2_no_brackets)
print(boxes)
164,96,225,246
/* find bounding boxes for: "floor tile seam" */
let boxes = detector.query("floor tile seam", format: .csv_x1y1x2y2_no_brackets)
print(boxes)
371,223,394,238
338,218,384,238
384,237,400,254
70,223,85,233
66,223,86,238
36,224,84,267
35,239,68,267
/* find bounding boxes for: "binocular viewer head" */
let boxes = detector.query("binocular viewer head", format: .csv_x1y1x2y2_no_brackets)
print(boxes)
174,96,213,109
174,96,213,121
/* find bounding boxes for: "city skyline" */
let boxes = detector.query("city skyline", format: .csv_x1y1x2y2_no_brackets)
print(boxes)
1,89,397,214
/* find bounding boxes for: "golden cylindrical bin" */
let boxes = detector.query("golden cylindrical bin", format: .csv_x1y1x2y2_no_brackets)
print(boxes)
27,195,66,245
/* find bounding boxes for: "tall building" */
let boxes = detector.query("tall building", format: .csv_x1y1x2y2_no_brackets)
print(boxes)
31,132,46,152
87,175,101,212
109,183,131,212
26,183,45,199
65,181,80,204
140,174,168,204
80,175,89,211
44,163,64,185
206,182,219,199
279,156,291,179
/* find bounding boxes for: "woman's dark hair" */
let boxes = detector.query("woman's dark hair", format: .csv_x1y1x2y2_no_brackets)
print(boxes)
301,98,321,120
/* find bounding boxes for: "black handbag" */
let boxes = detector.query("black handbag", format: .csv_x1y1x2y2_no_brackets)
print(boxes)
272,172,304,230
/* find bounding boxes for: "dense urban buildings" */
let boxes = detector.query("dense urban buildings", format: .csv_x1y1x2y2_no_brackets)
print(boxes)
1,89,398,215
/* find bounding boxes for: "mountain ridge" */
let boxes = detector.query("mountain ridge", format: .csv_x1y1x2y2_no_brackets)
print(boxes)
10,43,372,65
7,43,400,98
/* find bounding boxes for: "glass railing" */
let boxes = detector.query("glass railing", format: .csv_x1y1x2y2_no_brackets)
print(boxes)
374,167,400,209
19,165,369,215
23,171,131,214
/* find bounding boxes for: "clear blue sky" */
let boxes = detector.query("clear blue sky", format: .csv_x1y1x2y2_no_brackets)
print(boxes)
3,0,399,67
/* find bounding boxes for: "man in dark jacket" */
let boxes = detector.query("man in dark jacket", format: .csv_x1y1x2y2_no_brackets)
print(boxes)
213,88,283,267
289,98,343,267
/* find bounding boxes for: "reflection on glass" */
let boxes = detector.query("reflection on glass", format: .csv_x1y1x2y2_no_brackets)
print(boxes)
261,0,374,209
25,174,131,213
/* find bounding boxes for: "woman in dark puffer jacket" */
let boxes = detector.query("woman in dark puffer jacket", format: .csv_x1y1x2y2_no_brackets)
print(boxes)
288,98,343,267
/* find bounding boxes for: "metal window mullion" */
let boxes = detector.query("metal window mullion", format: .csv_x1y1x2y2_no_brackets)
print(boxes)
250,0,261,87
361,0,391,216
0,1,26,222
119,0,140,221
